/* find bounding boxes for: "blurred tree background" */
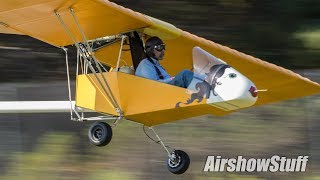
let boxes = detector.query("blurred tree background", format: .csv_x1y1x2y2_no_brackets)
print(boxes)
0,0,319,179
114,0,320,69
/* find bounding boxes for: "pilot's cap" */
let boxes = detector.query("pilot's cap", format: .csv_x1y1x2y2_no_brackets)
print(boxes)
145,36,164,49
145,36,164,58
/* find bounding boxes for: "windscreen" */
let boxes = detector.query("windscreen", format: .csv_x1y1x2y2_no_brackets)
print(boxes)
192,46,226,76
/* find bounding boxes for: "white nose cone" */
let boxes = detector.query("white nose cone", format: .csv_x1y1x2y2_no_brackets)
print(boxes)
188,46,258,111
207,67,258,111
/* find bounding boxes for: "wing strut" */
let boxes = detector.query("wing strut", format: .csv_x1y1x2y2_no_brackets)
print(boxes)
54,8,124,124
115,35,127,70
62,47,74,118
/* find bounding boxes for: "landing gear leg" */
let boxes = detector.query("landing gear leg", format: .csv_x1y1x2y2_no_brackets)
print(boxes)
149,127,190,174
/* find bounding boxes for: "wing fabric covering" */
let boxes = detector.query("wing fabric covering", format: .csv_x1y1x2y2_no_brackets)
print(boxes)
162,31,320,107
0,0,151,46
1,0,319,125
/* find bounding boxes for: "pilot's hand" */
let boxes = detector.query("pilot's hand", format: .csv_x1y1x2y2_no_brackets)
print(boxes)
170,77,175,80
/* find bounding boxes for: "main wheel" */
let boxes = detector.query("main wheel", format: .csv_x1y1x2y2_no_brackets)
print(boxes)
167,150,190,174
88,122,112,146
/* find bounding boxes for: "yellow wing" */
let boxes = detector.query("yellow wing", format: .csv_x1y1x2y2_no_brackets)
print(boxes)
0,0,151,45
1,0,320,126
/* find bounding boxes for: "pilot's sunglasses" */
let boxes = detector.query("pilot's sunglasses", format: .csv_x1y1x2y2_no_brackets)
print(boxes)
154,44,166,51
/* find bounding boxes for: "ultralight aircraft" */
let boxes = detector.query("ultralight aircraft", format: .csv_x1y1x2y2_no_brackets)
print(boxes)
0,0,320,174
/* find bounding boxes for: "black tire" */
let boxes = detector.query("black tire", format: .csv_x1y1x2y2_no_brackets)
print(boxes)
88,122,112,146
167,150,190,174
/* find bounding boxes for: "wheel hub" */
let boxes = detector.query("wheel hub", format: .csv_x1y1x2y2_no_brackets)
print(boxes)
93,128,103,140
168,153,181,168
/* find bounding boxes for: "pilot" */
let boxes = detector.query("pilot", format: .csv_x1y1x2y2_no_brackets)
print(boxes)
135,36,193,88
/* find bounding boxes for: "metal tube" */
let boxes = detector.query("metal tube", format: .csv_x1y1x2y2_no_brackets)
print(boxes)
72,108,82,120
76,49,80,75
149,127,171,157
54,10,122,115
85,60,119,109
54,11,81,50
69,8,92,51
68,8,122,115
62,47,73,118
116,35,126,70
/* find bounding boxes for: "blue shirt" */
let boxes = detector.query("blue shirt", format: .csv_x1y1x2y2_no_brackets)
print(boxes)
135,57,172,83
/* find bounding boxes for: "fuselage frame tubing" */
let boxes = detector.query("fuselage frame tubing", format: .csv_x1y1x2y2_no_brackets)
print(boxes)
54,8,124,121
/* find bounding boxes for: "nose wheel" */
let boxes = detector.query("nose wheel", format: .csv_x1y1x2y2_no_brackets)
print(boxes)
88,122,112,146
167,150,190,174
146,126,190,174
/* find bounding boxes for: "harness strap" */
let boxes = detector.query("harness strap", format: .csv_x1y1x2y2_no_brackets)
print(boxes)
147,56,164,80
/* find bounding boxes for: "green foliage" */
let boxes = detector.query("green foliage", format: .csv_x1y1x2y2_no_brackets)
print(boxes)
1,133,138,180
2,133,74,180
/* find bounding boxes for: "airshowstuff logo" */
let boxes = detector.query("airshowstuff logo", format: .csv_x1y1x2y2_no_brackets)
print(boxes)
203,155,309,172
